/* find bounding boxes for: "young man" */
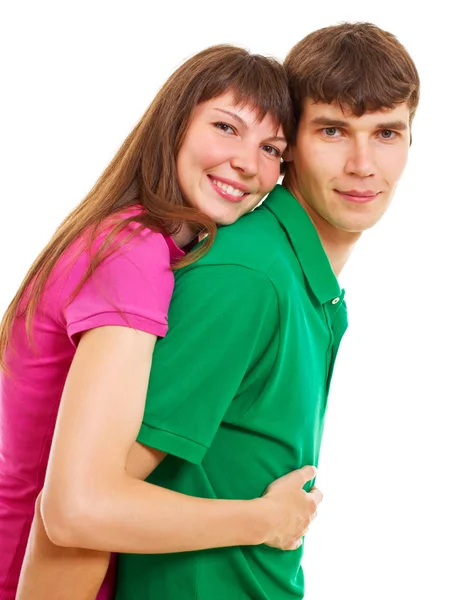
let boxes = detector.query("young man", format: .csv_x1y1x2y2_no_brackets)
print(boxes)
18,22,420,600
113,23,419,599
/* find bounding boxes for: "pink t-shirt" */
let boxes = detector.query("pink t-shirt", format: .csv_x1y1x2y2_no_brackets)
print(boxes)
0,211,183,600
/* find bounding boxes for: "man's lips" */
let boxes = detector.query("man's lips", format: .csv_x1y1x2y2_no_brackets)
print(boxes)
335,189,380,203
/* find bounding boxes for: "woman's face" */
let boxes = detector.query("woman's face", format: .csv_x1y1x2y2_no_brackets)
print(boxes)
176,91,287,226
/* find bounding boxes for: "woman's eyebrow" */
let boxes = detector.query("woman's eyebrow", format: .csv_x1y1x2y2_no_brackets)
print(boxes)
213,108,286,142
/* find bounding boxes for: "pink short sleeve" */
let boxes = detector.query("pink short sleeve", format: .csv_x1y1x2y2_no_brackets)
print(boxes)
60,228,177,344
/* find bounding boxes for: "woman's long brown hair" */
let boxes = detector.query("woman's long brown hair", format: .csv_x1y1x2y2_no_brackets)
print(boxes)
0,45,293,368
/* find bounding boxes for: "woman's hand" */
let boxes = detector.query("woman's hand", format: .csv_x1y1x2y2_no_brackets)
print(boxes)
259,466,322,550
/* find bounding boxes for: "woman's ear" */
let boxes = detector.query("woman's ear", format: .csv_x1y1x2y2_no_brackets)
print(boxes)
283,146,293,162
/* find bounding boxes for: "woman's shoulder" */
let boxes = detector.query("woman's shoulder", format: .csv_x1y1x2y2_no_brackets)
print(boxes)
47,207,181,311
50,207,179,339
61,206,181,272
93,205,182,262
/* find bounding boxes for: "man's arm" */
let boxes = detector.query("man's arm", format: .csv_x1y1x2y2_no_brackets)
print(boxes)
137,264,282,463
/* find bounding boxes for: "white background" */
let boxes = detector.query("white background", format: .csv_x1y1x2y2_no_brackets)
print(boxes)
1,1,462,598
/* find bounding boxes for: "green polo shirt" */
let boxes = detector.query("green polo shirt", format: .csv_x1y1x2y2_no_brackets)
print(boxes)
116,185,348,600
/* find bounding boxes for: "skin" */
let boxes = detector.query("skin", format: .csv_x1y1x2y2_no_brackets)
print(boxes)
15,94,318,600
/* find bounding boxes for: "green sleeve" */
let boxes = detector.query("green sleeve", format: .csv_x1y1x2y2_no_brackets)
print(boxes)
137,264,278,464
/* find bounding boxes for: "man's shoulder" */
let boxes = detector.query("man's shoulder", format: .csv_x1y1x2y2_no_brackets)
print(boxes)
190,206,286,275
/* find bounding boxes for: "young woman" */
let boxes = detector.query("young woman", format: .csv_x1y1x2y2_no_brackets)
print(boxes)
0,45,317,600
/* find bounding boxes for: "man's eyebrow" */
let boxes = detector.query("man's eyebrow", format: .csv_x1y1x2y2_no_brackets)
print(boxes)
310,116,408,131
310,117,349,128
375,120,408,131
213,108,286,143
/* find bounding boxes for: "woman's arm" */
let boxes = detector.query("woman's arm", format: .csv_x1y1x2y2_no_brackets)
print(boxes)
15,443,169,600
41,324,317,552
17,448,320,600
16,492,110,600
39,325,284,553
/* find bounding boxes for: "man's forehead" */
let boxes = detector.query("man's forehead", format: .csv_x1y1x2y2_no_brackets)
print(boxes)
302,100,410,124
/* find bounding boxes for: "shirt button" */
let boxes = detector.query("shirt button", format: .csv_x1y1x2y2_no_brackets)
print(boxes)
332,297,340,305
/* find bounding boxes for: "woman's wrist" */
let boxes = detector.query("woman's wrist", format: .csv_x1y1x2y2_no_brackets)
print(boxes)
235,497,274,546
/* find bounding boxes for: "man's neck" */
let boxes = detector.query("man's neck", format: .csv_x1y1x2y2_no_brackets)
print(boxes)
282,178,360,277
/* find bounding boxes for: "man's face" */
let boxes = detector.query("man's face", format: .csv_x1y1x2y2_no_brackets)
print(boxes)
286,101,411,233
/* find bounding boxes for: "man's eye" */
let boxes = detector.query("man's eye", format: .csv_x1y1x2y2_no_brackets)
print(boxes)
380,129,396,139
323,127,339,137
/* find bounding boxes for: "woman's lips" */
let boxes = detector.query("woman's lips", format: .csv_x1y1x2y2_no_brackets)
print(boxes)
208,175,250,203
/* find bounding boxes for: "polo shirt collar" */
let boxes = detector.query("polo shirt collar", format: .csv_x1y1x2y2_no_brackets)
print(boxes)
263,184,341,305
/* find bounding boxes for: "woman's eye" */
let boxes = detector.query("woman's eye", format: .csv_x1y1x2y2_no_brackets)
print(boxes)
214,122,235,134
262,145,282,157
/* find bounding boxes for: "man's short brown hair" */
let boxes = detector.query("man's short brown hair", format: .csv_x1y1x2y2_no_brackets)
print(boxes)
285,22,420,126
